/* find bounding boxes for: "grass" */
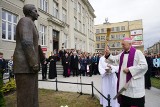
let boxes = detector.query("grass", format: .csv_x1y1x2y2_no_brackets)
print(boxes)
4,89,101,107
151,77,160,89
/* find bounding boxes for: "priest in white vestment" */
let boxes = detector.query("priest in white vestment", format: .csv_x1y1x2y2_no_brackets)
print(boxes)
99,45,119,107
105,38,148,107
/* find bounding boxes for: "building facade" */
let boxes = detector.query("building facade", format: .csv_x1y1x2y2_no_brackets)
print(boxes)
95,19,144,54
0,0,96,59
147,41,160,55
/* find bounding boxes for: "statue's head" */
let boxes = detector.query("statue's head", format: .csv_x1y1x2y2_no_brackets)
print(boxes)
23,4,39,21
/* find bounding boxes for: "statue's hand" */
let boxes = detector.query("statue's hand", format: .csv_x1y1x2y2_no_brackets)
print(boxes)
32,64,39,72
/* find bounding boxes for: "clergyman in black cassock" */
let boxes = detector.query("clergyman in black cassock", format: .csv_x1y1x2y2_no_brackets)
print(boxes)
48,53,57,79
41,53,48,80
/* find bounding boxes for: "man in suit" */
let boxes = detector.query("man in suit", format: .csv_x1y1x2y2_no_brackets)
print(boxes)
0,52,6,80
59,47,66,64
0,52,6,107
70,51,79,76
13,4,44,107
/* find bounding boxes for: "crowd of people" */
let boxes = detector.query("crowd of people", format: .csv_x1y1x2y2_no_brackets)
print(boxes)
40,47,102,80
0,42,160,107
0,52,14,80
1,48,160,83
144,53,160,89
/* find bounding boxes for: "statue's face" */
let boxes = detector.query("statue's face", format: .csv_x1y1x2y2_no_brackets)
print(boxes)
30,7,39,21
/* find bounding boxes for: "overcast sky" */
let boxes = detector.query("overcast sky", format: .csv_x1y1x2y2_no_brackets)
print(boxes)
88,0,160,49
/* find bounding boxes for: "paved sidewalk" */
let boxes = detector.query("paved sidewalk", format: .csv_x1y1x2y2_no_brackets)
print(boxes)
38,74,160,107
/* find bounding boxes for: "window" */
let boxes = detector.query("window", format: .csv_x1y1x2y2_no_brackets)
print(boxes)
79,39,82,50
88,29,90,38
121,26,125,31
79,21,81,31
101,36,106,41
97,43,100,48
111,27,114,32
78,2,81,14
53,30,59,40
105,28,107,33
101,29,104,33
116,35,120,40
39,25,46,46
96,29,100,34
83,41,85,51
96,36,100,41
111,35,115,40
83,17,85,23
62,8,67,23
64,33,68,48
40,0,48,12
116,42,121,47
74,0,77,10
75,37,77,49
83,24,85,34
120,34,125,39
2,10,17,41
62,0,67,7
82,7,85,17
101,43,105,48
74,17,77,29
110,43,115,47
90,17,92,28
115,27,120,32
53,1,59,18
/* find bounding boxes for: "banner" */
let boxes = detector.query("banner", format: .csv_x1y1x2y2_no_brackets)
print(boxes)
153,58,160,68
130,30,143,46
130,30,142,36
133,35,143,41
132,41,143,46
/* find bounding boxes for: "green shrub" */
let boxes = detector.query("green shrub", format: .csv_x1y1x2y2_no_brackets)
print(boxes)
1,78,16,94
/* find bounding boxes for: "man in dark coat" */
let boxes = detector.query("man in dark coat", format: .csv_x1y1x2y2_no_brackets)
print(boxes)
62,53,70,77
144,54,151,89
0,52,6,107
70,51,79,76
13,4,44,107
0,52,6,79
59,47,66,65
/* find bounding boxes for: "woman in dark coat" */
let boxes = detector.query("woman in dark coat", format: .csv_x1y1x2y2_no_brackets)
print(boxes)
48,52,57,79
79,54,87,76
87,55,93,77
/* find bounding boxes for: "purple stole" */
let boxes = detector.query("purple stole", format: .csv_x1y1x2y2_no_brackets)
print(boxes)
117,46,136,93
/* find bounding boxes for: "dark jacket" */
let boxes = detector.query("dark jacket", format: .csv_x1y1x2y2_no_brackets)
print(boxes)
79,58,87,71
70,55,79,70
0,58,6,71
